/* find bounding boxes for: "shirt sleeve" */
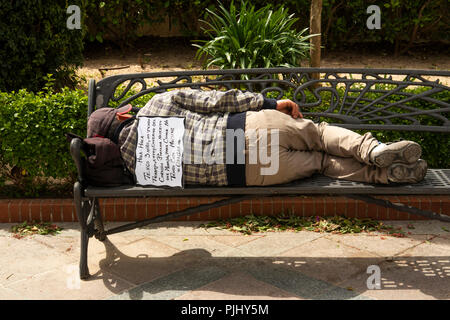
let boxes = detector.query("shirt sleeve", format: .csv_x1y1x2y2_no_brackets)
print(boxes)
169,89,276,114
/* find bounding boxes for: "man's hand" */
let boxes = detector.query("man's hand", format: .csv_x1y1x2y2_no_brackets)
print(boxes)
276,99,303,119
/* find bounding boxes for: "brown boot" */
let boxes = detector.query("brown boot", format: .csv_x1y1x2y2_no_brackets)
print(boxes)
387,159,428,183
370,140,422,168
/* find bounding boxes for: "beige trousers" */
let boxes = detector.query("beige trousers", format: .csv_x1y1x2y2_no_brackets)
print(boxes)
245,110,388,186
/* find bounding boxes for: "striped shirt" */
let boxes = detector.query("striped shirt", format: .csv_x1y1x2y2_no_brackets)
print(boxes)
118,89,273,186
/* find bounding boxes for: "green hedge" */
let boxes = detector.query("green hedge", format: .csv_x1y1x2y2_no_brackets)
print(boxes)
0,0,85,92
0,88,87,195
83,0,447,54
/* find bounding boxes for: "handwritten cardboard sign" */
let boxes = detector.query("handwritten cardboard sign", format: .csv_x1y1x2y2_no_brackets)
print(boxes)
135,116,184,187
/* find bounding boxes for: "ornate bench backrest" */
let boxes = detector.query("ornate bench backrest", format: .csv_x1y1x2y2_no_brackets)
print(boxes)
89,68,450,132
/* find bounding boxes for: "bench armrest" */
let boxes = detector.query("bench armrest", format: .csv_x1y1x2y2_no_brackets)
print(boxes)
70,137,87,186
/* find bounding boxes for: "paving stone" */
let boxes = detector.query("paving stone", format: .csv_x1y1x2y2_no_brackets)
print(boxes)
148,235,241,257
206,235,264,248
0,220,446,300
176,271,302,300
395,236,450,280
236,232,324,256
337,260,449,300
427,235,450,249
109,264,228,300
121,221,233,236
279,237,383,285
324,233,431,257
86,233,147,257
6,266,133,300
0,284,22,300
314,285,375,300
49,223,83,237
0,236,75,286
0,224,15,237
86,237,192,286
335,237,450,300
243,260,370,300
387,220,450,236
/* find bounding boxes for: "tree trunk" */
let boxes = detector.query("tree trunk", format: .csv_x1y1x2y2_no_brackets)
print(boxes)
309,0,322,85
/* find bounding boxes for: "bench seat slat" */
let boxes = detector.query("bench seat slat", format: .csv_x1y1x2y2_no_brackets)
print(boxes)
84,169,450,197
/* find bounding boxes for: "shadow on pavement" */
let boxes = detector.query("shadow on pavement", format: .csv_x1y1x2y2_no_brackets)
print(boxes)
88,237,450,300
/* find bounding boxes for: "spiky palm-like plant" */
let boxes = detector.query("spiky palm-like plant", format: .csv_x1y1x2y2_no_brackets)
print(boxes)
193,1,318,69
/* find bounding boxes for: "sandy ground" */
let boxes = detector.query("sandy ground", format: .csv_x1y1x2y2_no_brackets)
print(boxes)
77,41,450,84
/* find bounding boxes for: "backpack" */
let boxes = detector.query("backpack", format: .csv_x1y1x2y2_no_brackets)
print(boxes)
66,106,138,187
66,132,134,187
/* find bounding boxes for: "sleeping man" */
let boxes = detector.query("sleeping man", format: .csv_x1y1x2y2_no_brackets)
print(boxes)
99,89,428,187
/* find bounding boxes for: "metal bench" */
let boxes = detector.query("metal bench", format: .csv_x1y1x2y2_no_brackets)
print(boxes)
70,68,450,279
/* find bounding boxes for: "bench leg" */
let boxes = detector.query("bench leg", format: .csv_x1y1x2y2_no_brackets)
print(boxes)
74,182,91,280
79,228,90,280
93,198,106,242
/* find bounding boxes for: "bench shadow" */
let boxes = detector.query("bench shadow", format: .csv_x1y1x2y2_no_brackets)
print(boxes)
89,237,450,300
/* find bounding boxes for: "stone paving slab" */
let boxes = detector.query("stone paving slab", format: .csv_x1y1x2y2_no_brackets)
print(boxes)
278,237,383,285
234,232,325,256
242,260,372,300
324,233,432,258
0,236,76,287
0,221,449,300
5,265,134,300
206,235,264,248
176,271,303,300
106,221,237,236
147,235,255,258
334,235,450,300
110,264,229,300
0,284,23,300
386,220,450,236
88,238,191,286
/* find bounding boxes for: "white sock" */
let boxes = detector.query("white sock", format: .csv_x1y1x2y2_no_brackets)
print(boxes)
372,143,387,153
369,143,387,162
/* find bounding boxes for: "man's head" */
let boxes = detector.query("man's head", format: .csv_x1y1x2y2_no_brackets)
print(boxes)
87,104,133,139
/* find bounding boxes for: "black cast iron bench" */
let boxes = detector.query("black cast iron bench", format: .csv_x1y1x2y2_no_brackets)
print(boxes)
70,68,450,279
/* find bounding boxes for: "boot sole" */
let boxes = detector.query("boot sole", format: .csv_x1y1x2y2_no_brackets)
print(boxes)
373,142,422,168
387,159,428,183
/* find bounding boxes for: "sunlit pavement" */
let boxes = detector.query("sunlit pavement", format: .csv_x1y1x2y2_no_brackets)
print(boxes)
0,220,449,300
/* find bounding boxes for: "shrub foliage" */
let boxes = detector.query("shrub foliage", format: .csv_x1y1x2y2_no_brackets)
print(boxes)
0,0,84,92
82,0,447,55
193,1,316,69
0,87,87,194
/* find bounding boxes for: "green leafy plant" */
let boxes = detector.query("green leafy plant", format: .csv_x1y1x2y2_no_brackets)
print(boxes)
84,0,167,52
193,1,317,69
0,87,88,195
11,221,62,238
322,0,448,54
80,0,446,56
200,214,405,237
0,0,84,92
